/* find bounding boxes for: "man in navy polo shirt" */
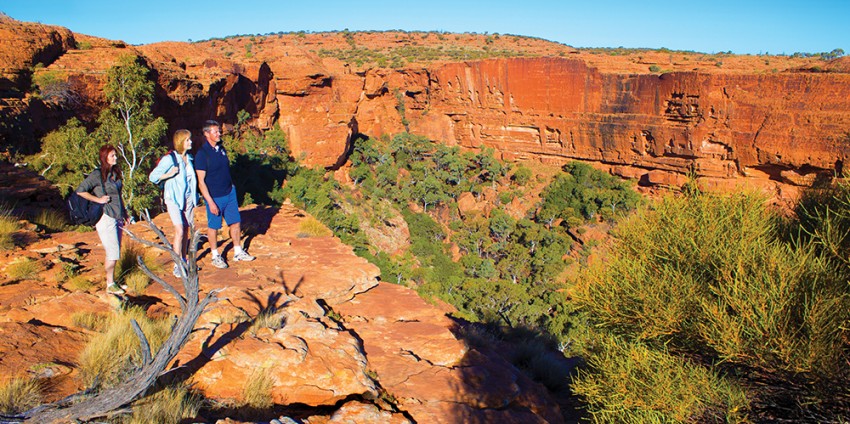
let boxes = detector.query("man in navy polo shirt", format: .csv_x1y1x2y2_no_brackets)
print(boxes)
195,120,255,268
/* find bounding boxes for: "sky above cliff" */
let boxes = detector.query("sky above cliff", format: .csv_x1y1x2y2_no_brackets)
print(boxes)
3,0,848,55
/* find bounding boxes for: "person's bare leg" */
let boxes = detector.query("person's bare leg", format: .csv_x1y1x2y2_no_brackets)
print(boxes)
230,222,242,250
105,259,117,286
207,227,218,253
172,224,185,260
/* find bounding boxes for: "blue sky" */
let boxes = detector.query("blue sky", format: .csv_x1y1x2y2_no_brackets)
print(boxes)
3,0,848,55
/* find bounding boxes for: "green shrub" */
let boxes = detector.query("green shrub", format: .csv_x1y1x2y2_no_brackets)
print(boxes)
571,334,748,423
536,161,641,228
511,166,533,186
572,189,850,421
649,64,661,72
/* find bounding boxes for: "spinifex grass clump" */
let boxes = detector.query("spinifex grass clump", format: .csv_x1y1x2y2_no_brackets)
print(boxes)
78,306,172,389
0,377,42,415
30,209,70,233
571,188,850,422
5,258,44,281
125,383,202,424
0,210,21,250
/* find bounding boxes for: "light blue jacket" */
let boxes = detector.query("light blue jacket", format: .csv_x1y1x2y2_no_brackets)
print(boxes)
149,152,198,210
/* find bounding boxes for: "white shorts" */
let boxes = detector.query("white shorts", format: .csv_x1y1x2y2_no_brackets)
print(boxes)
95,214,122,261
165,200,195,229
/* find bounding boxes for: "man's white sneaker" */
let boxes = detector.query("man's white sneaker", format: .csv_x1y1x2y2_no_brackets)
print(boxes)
211,255,229,269
233,251,255,262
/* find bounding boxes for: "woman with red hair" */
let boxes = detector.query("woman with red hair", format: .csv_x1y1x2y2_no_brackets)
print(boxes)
76,144,129,295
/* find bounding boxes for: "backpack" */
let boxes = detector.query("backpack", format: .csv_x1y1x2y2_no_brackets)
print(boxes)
156,151,179,190
68,172,106,227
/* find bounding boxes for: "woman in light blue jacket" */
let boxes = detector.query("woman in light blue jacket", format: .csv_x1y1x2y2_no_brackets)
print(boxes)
149,129,198,277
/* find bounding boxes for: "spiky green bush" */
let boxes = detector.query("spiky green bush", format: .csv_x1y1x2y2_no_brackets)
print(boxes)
571,189,850,421
571,334,748,423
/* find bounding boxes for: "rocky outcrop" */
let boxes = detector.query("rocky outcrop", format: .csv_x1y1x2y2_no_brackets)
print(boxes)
0,204,563,422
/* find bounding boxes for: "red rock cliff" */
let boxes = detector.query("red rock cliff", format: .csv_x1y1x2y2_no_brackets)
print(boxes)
3,18,849,194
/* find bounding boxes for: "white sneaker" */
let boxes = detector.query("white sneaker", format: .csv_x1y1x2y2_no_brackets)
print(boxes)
211,255,228,269
233,251,255,262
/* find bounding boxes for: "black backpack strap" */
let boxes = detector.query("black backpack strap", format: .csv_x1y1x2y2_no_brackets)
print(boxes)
171,151,179,168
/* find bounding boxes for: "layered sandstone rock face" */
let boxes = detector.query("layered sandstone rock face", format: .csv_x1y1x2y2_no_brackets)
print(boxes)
0,203,563,422
2,16,849,191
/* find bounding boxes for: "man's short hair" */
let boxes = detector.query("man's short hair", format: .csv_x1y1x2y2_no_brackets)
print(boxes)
203,120,220,133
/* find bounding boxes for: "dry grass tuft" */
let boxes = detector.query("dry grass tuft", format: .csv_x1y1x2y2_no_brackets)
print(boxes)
0,377,42,415
248,309,284,336
296,217,332,238
242,368,274,409
65,275,95,292
123,270,150,293
72,311,109,331
126,383,202,424
115,242,163,284
0,215,20,250
30,209,69,233
78,306,172,389
5,258,44,281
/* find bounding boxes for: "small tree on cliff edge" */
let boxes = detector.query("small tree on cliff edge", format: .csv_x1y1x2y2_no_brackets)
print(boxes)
95,55,167,215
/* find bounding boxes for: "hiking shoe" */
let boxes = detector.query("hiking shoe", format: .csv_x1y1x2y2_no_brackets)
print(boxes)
233,251,255,262
107,284,125,295
211,255,228,269
173,263,182,278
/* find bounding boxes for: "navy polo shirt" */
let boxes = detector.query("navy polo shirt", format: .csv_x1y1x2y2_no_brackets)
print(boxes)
195,141,233,197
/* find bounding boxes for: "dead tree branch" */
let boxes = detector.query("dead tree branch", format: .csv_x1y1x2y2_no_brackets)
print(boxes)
14,211,218,423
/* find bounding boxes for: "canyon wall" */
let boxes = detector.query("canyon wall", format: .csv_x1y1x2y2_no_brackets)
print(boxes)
2,17,850,196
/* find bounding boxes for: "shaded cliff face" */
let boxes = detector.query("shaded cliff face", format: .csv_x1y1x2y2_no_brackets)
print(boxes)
3,17,849,195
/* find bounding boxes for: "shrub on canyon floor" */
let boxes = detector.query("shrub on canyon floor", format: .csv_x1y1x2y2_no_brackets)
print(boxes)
571,188,850,421
78,306,172,389
0,377,42,415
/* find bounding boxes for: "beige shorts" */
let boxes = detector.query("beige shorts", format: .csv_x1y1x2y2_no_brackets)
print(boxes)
95,214,122,261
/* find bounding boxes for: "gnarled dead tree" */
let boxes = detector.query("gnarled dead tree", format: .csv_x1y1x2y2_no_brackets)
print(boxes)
11,212,218,423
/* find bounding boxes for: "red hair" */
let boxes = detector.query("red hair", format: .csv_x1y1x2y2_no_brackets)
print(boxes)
98,144,123,182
